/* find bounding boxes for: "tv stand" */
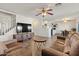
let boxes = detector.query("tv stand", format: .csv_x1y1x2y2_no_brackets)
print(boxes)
13,32,34,42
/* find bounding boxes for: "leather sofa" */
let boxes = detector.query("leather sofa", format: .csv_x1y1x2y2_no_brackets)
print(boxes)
0,32,34,55
42,48,68,56
0,39,22,56
42,33,79,56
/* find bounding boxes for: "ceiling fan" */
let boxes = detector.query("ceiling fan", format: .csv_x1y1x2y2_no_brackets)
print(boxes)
35,3,62,17
35,7,53,17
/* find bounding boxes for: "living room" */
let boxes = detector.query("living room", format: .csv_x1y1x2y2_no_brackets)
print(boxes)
0,3,79,56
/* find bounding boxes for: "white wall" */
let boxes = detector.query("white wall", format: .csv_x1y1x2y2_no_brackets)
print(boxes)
16,16,51,37
0,11,16,42
57,20,76,31
32,19,49,37
0,27,16,41
16,15,32,24
0,9,79,42
0,14,33,42
50,20,76,35
32,18,77,37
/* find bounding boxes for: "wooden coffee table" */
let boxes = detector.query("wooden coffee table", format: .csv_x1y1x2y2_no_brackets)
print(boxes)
33,36,47,56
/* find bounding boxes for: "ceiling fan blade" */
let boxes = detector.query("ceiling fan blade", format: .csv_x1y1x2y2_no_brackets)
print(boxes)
47,9,53,11
47,12,53,15
35,13,42,16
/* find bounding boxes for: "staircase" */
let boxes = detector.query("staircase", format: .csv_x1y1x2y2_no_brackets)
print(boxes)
0,22,16,35
0,11,16,36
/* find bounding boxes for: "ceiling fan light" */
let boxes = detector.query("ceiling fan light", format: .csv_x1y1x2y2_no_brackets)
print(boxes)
64,20,67,23
42,12,47,16
44,13,47,16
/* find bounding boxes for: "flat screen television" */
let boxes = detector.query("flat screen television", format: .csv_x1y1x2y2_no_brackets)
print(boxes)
16,23,32,33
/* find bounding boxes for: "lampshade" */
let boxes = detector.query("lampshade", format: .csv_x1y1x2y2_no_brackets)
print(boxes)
17,25,22,32
28,26,32,30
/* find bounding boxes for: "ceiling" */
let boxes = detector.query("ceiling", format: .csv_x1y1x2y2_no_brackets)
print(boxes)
0,3,79,21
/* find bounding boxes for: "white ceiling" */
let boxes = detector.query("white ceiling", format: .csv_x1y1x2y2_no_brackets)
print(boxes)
0,3,79,21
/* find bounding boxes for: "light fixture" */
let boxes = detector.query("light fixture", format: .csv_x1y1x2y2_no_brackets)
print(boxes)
43,21,48,27
17,25,22,32
35,6,53,29
28,26,31,30
64,20,67,23
36,7,53,17
63,18,67,23
63,17,68,30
